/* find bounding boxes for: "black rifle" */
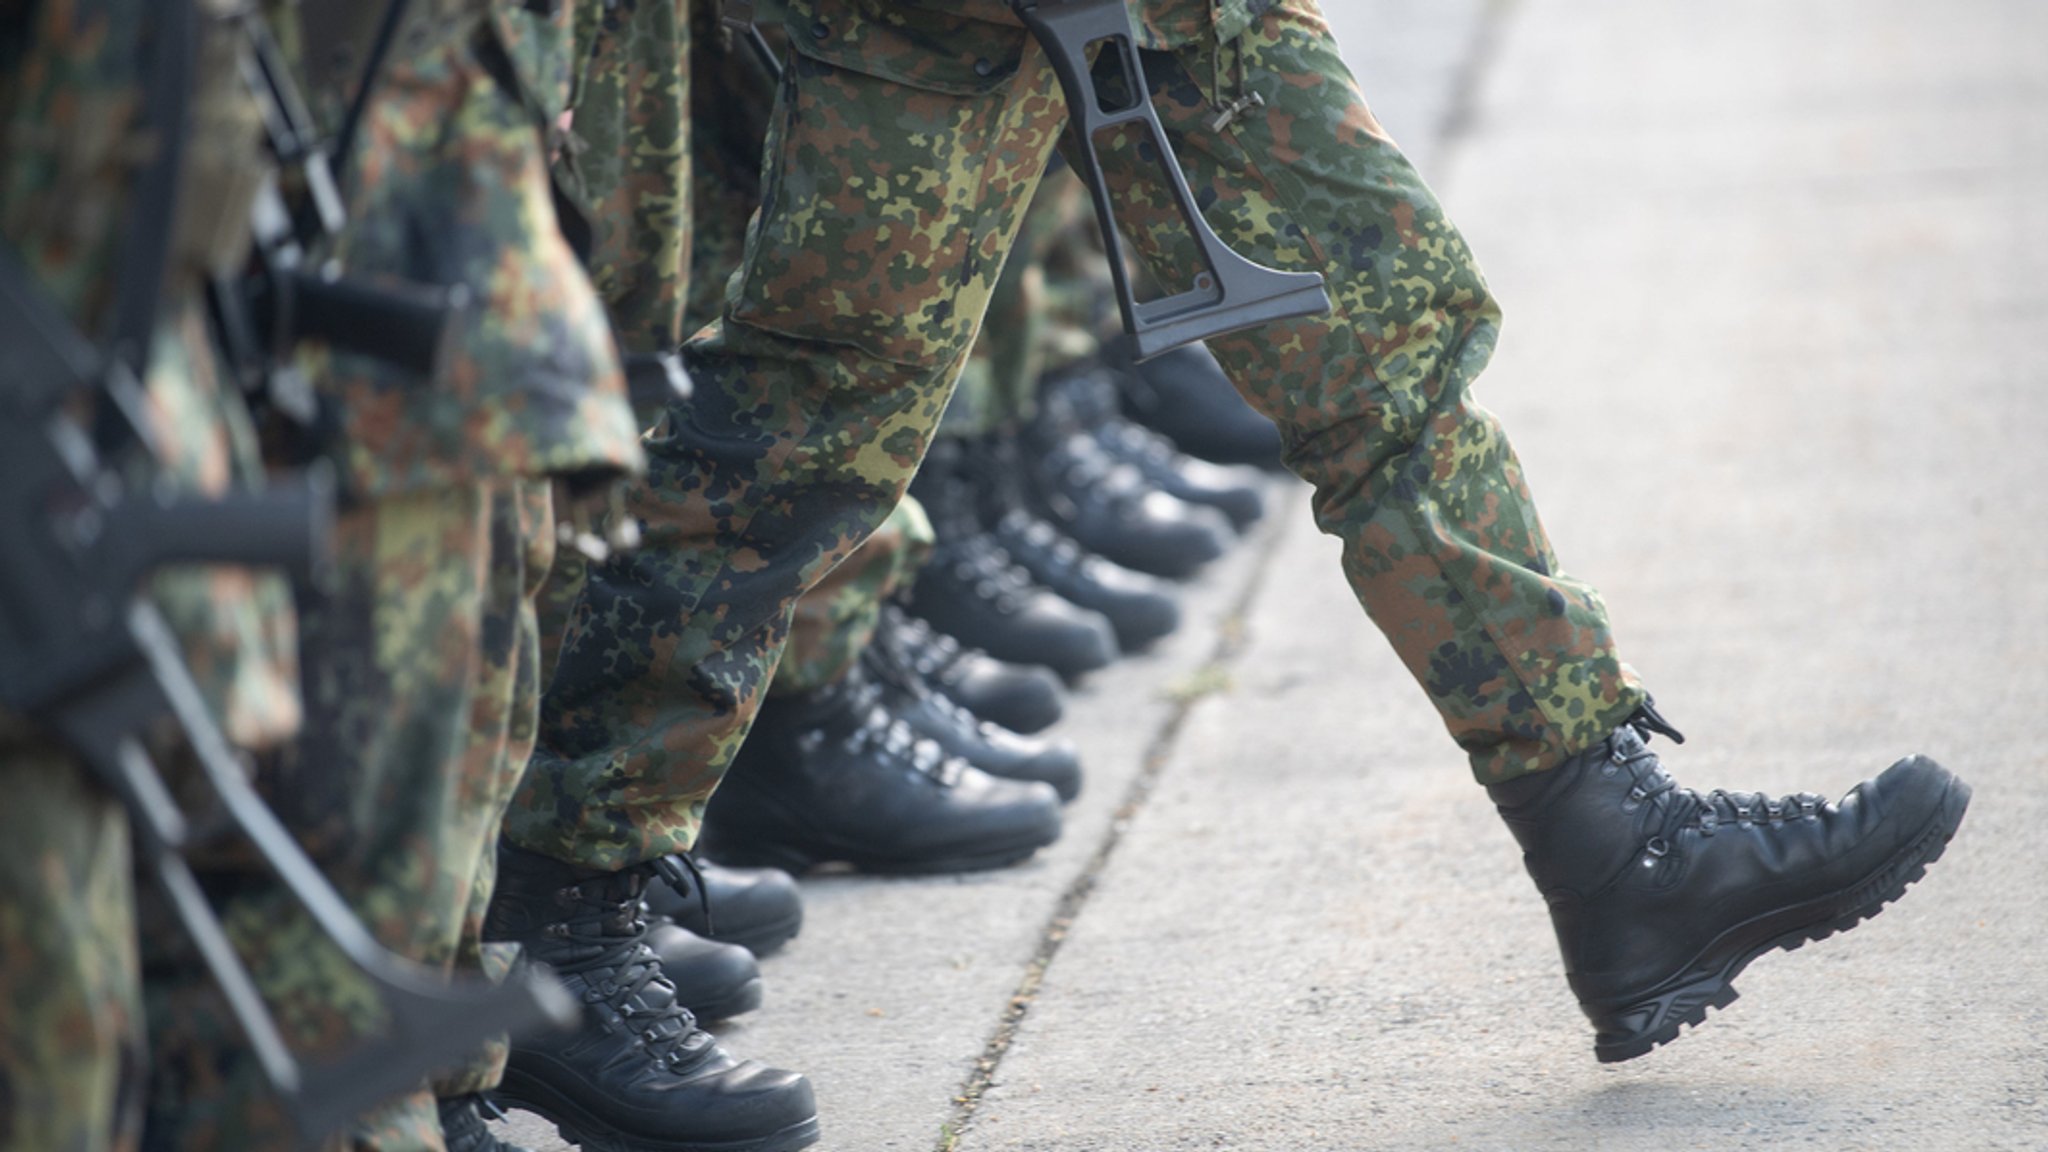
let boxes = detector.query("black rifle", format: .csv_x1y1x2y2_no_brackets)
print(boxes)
0,247,577,1147
1012,0,1330,360
207,2,467,427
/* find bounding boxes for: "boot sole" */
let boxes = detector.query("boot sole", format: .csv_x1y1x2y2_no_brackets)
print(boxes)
1588,771,1972,1063
702,833,1047,877
492,1074,820,1152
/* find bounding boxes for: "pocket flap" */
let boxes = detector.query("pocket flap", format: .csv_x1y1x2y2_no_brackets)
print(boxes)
782,0,1028,95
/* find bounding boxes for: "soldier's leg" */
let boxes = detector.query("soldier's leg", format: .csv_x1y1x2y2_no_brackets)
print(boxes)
1100,4,1640,782
0,748,143,1152
510,11,1071,869
427,480,552,1142
143,485,499,1151
771,499,934,696
1115,0,1968,1062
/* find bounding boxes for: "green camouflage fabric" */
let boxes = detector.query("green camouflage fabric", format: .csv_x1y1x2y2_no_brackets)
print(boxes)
774,497,937,693
894,0,1274,52
140,5,631,1145
556,0,691,363
520,0,1644,871
508,0,1069,867
1097,7,1643,777
429,479,555,1102
142,481,551,1151
0,310,295,1152
311,2,643,498
0,747,140,1152
938,168,1094,437
1030,166,1119,376
676,24,934,697
683,6,774,341
1,4,301,1149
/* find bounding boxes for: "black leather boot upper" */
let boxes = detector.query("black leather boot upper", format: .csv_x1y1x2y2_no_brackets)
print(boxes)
1021,416,1230,579
861,635,1083,801
1489,709,1970,1062
644,855,805,957
1052,366,1266,531
1111,340,1283,470
956,427,1181,652
1093,419,1266,531
483,847,818,1151
699,665,1064,874
874,604,1065,735
642,914,762,1024
904,439,1118,679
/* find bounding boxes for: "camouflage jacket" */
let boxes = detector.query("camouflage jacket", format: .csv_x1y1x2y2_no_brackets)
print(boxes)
0,0,301,752
782,0,1275,62
302,0,644,497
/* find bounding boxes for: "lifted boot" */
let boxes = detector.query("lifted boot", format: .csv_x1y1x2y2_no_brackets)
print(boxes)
1489,706,1971,1063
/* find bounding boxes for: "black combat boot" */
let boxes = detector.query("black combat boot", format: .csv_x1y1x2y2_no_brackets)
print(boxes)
643,915,762,1023
484,847,819,1152
438,1094,532,1152
1110,339,1284,470
1093,419,1266,531
960,428,1181,653
1488,706,1971,1063
643,855,804,957
1052,366,1266,531
988,510,1180,652
860,631,1083,802
698,665,1064,874
1022,374,1230,579
874,604,1066,735
904,439,1118,680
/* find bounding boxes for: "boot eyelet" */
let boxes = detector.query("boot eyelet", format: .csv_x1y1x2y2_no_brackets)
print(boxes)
544,923,571,940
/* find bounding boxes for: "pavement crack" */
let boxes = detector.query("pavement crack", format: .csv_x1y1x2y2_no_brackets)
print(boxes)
932,499,1302,1152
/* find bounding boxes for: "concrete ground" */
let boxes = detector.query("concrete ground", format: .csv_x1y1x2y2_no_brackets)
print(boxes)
506,1,2048,1148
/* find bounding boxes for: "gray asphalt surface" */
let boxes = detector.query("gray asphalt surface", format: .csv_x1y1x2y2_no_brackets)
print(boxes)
507,2,2048,1148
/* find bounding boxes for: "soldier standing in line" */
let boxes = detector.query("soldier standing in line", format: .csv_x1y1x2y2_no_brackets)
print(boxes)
503,4,1970,1149
0,2,309,1148
135,3,645,1149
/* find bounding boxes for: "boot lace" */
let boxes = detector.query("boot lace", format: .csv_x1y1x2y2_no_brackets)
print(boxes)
878,605,964,681
653,852,714,938
840,678,967,786
545,875,715,1072
938,533,1040,614
1608,704,1830,859
997,510,1090,579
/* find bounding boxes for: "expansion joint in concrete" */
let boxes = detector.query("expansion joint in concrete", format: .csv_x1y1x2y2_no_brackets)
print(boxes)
932,505,1304,1152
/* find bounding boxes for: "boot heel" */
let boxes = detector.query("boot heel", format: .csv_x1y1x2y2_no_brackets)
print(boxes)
1590,978,1742,1064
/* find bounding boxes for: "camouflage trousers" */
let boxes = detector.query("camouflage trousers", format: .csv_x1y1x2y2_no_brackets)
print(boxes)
0,747,144,1152
772,497,936,695
142,481,552,1152
515,0,1644,871
769,168,1080,696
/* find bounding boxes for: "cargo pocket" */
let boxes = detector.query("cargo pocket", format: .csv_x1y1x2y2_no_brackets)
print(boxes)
728,0,1041,368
